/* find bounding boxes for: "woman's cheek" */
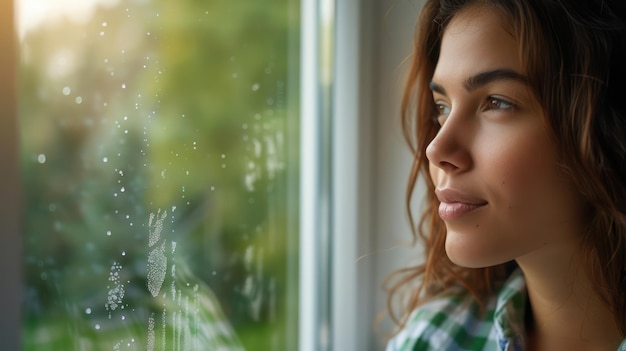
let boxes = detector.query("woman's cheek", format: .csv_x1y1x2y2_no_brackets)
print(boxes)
482,132,556,210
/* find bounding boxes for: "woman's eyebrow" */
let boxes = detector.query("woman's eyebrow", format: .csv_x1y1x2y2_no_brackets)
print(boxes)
429,68,529,95
429,81,446,95
464,68,529,91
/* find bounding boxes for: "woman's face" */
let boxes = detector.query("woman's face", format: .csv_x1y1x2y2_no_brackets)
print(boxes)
426,6,587,268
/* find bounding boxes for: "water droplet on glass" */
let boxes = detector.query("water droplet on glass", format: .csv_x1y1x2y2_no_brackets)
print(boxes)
103,157,108,163
147,241,167,297
210,186,215,191
37,154,46,164
99,31,105,36
121,83,126,89
107,231,112,236
120,187,125,192
121,251,126,256
75,96,83,104
102,22,108,27
251,83,260,91
85,308,92,314
95,324,101,330
62,87,71,95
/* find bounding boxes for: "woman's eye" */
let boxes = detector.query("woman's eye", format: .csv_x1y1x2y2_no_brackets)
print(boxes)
436,103,451,115
485,97,515,111
433,103,450,126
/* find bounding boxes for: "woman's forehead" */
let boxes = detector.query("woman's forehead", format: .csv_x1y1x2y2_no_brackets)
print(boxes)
433,5,522,85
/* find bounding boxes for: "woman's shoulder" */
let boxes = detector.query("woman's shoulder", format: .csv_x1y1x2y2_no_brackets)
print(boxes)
386,269,527,351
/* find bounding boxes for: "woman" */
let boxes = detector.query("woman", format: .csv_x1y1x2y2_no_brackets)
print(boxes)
386,0,626,350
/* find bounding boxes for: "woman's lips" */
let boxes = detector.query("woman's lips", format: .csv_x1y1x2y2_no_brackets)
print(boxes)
435,188,487,221
438,202,485,220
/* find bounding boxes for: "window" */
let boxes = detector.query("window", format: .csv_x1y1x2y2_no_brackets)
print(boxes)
1,0,422,350
18,1,300,350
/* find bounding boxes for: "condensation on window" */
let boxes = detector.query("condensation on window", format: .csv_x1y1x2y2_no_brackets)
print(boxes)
19,0,298,350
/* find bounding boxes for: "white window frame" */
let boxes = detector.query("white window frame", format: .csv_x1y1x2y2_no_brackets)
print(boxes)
300,0,423,350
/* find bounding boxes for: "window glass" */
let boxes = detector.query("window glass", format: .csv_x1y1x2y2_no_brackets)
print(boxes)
18,1,300,350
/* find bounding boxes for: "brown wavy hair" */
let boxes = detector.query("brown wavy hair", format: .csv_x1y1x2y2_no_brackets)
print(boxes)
386,0,626,335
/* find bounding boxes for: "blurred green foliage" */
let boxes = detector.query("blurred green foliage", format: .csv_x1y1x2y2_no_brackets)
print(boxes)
20,0,300,350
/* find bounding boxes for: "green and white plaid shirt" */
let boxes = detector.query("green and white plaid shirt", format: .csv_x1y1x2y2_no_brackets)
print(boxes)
386,269,626,351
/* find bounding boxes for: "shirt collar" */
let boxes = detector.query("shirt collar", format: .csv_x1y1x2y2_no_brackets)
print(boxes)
493,268,527,351
491,270,626,351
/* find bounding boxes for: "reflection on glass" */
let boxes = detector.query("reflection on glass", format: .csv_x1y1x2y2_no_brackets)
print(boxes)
18,1,300,350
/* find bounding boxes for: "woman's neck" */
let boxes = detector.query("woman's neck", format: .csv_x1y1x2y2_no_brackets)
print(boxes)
516,244,623,351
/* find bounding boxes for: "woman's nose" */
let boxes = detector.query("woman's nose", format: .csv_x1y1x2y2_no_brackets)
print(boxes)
425,115,472,173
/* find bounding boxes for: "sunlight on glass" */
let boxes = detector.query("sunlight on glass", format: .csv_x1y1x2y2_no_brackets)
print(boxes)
19,0,300,350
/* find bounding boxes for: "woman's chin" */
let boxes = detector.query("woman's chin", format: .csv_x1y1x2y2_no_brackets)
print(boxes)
445,238,512,269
